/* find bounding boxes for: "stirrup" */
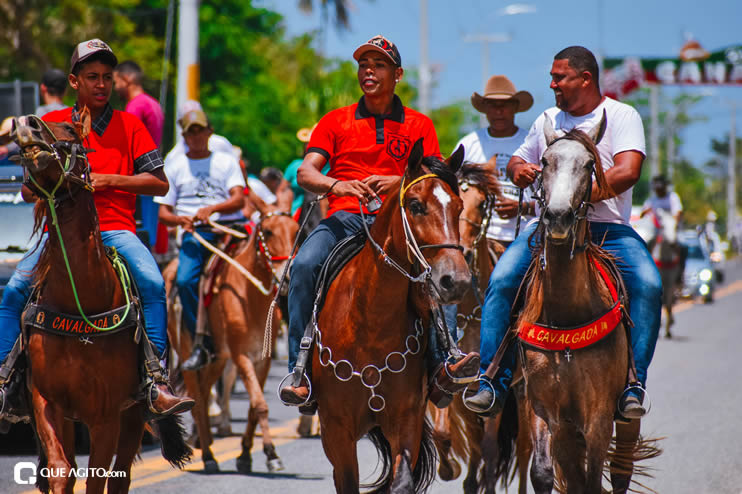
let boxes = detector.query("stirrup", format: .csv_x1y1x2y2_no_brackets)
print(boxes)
461,377,497,413
277,372,313,407
617,384,651,421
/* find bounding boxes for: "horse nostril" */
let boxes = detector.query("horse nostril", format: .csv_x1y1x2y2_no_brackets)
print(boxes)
440,274,455,292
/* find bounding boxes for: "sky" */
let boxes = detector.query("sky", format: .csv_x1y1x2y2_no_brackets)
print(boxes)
261,0,741,166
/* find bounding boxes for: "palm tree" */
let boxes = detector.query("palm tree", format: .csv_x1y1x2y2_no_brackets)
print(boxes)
297,0,353,55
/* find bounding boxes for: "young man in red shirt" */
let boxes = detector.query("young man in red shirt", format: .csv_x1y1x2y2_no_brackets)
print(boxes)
0,39,194,418
280,35,479,407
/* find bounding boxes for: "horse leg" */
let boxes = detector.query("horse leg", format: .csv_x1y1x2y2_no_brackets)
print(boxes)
516,405,533,494
430,406,460,481
665,300,674,338
85,419,120,494
108,406,146,494
390,449,415,493
610,419,641,493
185,360,224,473
297,413,315,437
233,353,284,473
215,360,236,437
462,416,485,494
583,417,615,494
32,389,76,494
529,411,554,494
480,415,500,494
320,423,360,494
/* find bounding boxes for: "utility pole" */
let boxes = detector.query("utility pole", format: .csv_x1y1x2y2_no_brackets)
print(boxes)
176,0,200,132
419,0,431,115
666,107,675,179
649,85,660,178
728,102,737,238
463,33,511,127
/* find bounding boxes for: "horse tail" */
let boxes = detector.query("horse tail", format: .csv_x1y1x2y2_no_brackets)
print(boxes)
149,415,193,468
363,417,438,493
448,396,481,464
605,431,663,492
34,429,50,494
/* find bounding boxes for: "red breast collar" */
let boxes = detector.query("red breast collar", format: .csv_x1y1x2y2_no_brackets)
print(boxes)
518,255,622,351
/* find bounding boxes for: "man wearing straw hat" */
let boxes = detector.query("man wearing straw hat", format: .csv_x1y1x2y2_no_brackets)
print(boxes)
455,75,537,245
156,108,246,370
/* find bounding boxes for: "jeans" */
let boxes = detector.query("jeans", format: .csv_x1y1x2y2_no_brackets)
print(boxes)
479,221,662,393
287,211,374,371
176,230,218,337
0,230,169,360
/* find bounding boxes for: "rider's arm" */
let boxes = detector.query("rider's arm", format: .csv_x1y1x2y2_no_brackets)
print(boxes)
590,150,643,203
90,167,169,196
158,204,191,231
193,186,244,224
297,152,375,203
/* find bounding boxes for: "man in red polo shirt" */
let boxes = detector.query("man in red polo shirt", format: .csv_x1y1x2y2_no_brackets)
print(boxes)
0,38,194,419
280,35,479,407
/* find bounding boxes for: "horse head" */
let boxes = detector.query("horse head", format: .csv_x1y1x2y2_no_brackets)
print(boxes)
393,139,470,304
540,110,610,244
253,201,299,296
457,160,499,261
13,109,92,197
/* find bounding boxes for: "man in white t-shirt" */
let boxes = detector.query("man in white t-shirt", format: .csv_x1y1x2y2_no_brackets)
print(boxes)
641,174,683,221
156,109,246,370
455,75,535,244
465,46,662,421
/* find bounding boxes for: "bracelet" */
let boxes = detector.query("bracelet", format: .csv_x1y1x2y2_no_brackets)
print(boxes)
326,179,340,195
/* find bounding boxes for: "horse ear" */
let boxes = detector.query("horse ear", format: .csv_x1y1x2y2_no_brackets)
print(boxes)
543,113,559,146
74,106,91,140
587,109,607,145
407,137,424,175
445,144,465,174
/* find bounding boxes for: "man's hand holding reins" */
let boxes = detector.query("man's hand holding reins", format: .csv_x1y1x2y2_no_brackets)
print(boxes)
331,179,378,206
508,159,541,189
362,174,398,197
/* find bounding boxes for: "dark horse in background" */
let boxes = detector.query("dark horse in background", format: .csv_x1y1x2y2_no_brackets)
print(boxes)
309,140,470,493
493,113,660,493
13,113,190,493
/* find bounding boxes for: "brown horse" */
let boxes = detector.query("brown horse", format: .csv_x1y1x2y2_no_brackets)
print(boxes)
165,204,298,474
307,140,470,493
494,114,659,493
430,161,506,493
14,113,190,494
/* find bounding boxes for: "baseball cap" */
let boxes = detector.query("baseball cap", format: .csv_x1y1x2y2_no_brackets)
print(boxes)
353,35,402,67
70,38,118,73
180,109,210,133
177,100,203,122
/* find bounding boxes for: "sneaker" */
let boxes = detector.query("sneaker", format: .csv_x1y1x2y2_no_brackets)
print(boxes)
181,345,212,371
618,387,646,420
148,383,196,417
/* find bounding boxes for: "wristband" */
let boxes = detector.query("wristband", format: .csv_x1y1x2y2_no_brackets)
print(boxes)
326,179,340,195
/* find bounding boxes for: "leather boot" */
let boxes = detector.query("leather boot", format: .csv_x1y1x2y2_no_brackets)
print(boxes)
181,344,212,371
280,384,310,406
464,387,505,416
428,352,480,408
618,386,646,420
148,381,196,417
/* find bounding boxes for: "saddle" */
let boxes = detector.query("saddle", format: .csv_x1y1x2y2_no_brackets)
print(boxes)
200,228,248,308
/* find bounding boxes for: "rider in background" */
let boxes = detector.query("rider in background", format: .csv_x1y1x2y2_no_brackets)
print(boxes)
641,174,686,282
464,46,662,421
156,108,246,371
454,74,536,247
280,35,479,407
0,38,194,418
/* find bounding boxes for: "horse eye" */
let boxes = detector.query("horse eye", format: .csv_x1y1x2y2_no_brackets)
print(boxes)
408,199,425,215
262,229,273,238
586,159,595,169
541,157,549,168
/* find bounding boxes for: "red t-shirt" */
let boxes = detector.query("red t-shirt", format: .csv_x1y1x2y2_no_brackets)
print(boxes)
43,105,162,232
307,95,441,216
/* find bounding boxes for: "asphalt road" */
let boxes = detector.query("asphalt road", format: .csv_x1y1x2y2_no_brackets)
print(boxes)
1,259,741,493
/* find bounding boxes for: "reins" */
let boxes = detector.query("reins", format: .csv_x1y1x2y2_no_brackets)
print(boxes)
20,120,133,332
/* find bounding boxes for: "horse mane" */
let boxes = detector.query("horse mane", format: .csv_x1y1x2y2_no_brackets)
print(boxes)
516,242,616,327
559,128,615,199
421,155,459,195
458,162,501,197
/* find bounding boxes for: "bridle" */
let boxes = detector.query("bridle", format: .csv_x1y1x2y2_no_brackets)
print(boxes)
255,210,295,286
533,134,596,263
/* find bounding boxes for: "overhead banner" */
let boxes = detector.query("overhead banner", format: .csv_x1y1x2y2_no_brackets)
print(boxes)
603,40,742,99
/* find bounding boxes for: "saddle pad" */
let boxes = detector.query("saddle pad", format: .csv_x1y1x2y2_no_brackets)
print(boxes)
202,235,243,308
314,231,367,312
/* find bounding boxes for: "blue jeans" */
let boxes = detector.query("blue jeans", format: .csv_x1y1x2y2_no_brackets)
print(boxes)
0,230,168,360
479,221,662,392
287,211,374,371
176,230,218,336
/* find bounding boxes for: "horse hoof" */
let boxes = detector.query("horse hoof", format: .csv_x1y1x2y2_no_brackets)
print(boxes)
236,455,252,474
437,459,461,481
203,459,219,474
215,424,232,437
266,457,285,472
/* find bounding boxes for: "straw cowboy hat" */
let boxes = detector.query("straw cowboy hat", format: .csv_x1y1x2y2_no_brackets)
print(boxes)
296,124,317,143
471,75,533,114
0,116,14,145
